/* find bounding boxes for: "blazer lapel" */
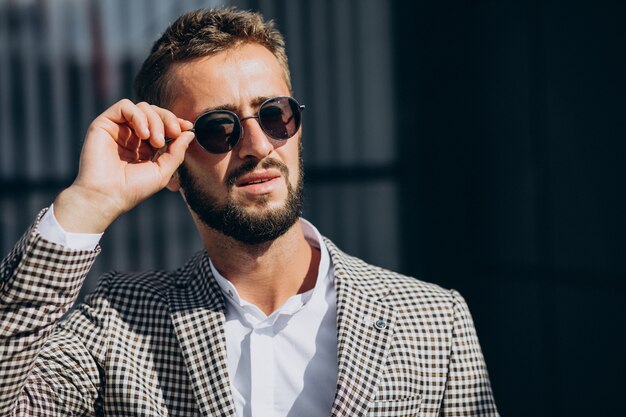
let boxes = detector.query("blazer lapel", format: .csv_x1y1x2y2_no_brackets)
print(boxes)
325,240,396,417
168,252,236,417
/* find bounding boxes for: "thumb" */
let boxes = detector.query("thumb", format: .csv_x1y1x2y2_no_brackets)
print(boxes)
154,131,195,180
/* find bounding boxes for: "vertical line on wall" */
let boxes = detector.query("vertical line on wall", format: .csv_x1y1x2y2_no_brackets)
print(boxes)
527,1,557,415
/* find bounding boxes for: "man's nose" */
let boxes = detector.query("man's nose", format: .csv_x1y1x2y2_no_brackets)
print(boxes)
236,117,273,160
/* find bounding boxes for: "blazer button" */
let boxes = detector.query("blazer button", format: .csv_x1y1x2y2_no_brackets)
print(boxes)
374,319,387,330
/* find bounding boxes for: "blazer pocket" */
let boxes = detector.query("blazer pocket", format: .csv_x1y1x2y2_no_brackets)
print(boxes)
367,394,422,417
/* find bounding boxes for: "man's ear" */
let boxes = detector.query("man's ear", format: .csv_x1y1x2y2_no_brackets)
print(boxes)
166,171,181,192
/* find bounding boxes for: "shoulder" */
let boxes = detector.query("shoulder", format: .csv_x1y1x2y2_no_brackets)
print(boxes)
87,250,208,306
324,237,462,310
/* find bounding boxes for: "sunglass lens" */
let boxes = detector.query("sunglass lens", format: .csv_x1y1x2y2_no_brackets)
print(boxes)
259,97,301,140
194,111,240,153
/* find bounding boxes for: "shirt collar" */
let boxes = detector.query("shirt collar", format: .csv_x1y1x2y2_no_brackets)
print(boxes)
209,218,332,325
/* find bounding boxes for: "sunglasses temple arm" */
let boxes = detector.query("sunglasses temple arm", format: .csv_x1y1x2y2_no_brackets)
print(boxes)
164,128,195,144
152,129,195,162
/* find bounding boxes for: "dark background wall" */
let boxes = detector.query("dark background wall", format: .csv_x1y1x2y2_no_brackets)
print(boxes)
1,1,625,416
394,1,626,416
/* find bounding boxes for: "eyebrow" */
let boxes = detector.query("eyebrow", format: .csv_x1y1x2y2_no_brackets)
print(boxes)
197,96,273,116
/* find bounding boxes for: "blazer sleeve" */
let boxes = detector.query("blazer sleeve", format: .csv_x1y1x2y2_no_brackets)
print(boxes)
440,290,499,417
0,212,103,416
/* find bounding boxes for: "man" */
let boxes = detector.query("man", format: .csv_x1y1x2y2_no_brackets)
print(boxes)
0,7,498,417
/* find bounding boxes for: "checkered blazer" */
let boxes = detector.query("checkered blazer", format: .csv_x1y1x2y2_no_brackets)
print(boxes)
0,214,498,417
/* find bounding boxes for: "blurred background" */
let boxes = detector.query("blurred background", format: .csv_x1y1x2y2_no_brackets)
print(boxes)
1,0,625,416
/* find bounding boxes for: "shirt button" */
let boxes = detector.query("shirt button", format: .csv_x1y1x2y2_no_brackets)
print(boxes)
374,319,387,330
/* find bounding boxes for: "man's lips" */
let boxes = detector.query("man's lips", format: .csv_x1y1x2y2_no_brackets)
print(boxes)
235,170,282,187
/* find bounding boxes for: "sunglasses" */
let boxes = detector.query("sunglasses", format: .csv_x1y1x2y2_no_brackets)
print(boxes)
183,96,305,154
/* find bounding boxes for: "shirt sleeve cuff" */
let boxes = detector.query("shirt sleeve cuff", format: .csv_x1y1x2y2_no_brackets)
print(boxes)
37,204,103,250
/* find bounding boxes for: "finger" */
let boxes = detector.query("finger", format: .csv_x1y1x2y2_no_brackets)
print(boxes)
178,118,194,131
137,102,166,148
150,105,186,144
102,99,150,140
154,131,195,178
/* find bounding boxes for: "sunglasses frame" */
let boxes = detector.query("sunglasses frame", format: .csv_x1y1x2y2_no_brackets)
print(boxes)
189,96,305,154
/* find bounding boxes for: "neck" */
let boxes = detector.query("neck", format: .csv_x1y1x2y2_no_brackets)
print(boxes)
199,219,321,315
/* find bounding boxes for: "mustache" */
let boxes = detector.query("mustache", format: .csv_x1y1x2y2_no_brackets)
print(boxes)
226,158,290,187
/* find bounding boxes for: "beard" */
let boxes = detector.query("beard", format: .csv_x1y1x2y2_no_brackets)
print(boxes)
178,154,304,245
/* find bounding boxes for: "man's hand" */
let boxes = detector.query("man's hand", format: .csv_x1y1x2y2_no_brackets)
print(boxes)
53,99,195,233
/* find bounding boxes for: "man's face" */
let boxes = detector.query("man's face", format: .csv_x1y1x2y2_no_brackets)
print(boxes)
167,43,303,244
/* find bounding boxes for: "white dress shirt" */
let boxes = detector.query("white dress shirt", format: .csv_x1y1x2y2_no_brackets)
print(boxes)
38,204,103,250
37,206,339,417
210,219,338,417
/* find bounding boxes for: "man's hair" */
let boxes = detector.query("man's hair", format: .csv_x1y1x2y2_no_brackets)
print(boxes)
133,7,290,107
